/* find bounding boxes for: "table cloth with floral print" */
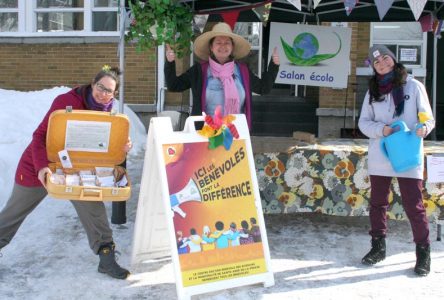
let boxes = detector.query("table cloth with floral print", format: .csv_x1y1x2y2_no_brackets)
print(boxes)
254,139,444,221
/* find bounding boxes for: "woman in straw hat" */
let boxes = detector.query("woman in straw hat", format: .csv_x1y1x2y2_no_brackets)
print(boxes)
164,22,280,128
358,45,434,276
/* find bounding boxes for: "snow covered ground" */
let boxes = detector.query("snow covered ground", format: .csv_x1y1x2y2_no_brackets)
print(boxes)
0,87,443,300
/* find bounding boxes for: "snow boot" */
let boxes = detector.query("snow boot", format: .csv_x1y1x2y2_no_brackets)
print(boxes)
362,237,386,265
98,242,130,279
414,244,431,276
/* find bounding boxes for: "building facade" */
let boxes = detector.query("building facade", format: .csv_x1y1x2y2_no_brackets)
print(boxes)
1,1,440,138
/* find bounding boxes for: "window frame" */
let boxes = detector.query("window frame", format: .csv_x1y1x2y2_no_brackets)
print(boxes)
0,0,119,37
233,22,263,77
369,22,427,70
0,0,19,32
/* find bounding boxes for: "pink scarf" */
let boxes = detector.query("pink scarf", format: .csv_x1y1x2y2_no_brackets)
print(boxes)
208,57,240,115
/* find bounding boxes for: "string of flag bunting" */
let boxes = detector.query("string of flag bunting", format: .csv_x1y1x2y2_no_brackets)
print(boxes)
193,1,440,31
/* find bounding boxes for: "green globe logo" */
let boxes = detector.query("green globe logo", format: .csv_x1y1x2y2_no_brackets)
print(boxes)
293,32,319,59
280,32,342,66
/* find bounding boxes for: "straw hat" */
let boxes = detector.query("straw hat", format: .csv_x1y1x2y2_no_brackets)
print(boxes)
193,22,251,60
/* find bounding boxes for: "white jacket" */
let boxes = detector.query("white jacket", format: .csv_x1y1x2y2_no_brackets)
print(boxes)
358,76,435,179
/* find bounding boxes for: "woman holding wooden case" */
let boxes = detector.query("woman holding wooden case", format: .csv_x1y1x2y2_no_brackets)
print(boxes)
0,66,131,280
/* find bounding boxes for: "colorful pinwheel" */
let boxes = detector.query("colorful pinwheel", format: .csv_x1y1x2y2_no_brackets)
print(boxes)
198,106,239,150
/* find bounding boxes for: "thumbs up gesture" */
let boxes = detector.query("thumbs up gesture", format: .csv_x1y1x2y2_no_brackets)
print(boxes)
166,44,176,62
272,47,280,65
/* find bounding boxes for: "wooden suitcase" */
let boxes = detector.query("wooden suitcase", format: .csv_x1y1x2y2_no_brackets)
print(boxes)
45,109,131,201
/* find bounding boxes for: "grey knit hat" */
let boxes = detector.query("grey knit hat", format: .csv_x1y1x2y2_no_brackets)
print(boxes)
368,45,396,66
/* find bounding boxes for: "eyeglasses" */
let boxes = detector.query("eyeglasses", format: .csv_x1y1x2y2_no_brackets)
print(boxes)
95,83,114,96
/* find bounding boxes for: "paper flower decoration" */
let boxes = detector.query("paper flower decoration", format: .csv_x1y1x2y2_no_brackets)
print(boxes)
198,106,239,150
102,64,111,72
418,112,432,124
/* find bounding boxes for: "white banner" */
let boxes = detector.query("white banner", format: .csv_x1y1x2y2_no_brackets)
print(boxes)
313,0,322,9
269,22,352,88
286,0,301,11
374,0,394,21
407,0,427,21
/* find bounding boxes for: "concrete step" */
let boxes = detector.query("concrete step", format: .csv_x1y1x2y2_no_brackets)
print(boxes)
252,121,317,137
253,95,308,103
251,95,318,137
252,111,315,123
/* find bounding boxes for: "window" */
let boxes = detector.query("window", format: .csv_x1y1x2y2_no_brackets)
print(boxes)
0,0,119,35
370,22,426,68
36,0,84,32
234,22,262,76
0,0,18,32
92,0,118,31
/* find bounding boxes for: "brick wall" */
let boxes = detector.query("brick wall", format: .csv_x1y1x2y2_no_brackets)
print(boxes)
0,42,156,105
0,22,372,111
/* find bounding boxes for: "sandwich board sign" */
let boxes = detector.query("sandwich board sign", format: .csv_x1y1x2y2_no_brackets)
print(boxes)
131,114,274,300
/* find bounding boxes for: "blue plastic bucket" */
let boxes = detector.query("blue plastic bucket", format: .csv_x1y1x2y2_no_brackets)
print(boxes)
380,120,422,173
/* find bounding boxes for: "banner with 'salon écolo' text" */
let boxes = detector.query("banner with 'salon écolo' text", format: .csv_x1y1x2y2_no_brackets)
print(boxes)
269,22,352,88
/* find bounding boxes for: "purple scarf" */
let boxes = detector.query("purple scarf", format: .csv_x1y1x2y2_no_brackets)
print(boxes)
377,71,404,116
85,88,113,112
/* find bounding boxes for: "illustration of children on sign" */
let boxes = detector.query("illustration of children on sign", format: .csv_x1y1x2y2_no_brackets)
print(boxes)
177,216,262,255
201,225,215,251
239,220,254,245
182,228,203,253
203,221,236,249
176,230,188,254
225,222,241,247
250,217,262,242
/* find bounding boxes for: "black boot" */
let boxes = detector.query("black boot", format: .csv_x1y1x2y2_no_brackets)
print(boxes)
98,242,130,279
414,244,431,276
362,237,386,265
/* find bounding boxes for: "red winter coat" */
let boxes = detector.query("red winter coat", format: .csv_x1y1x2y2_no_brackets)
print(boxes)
15,86,90,187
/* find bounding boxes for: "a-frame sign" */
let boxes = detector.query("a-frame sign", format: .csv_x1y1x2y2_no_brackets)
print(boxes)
132,115,274,299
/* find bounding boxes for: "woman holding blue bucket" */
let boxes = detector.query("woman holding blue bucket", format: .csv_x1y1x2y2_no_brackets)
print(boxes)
358,45,435,276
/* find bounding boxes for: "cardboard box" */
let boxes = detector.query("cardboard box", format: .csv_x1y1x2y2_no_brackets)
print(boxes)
292,131,316,144
45,109,131,201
